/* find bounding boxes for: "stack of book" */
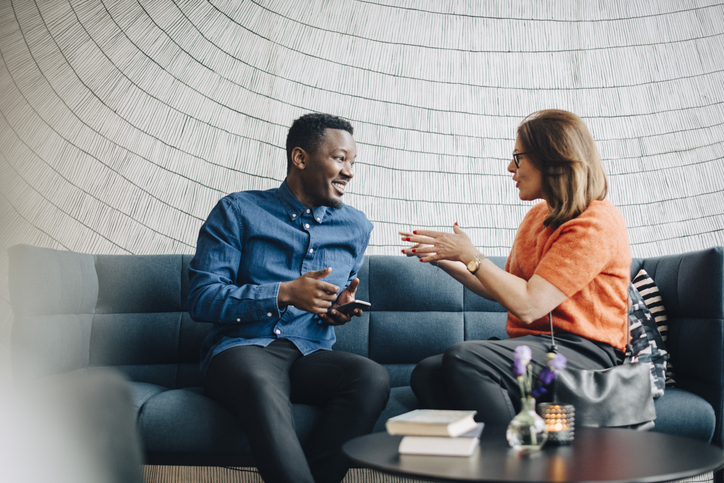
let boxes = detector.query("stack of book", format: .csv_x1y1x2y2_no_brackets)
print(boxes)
385,409,484,457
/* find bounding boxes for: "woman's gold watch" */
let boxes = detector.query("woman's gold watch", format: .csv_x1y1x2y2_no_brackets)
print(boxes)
466,253,487,274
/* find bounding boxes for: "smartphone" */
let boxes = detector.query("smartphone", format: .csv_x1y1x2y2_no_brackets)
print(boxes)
329,300,371,315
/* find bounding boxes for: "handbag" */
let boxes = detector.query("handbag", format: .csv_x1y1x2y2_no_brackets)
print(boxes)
549,313,657,430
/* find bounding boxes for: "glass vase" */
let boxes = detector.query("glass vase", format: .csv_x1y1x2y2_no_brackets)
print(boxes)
506,397,548,452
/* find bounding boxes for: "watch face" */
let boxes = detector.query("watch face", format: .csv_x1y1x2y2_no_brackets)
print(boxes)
467,259,477,272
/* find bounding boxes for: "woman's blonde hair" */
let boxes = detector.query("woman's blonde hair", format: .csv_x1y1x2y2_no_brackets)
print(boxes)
517,109,608,228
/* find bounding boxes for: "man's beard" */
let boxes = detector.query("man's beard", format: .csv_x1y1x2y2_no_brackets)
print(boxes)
309,192,343,210
326,199,343,210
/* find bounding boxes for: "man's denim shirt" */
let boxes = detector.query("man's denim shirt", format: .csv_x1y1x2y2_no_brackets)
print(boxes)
188,180,373,375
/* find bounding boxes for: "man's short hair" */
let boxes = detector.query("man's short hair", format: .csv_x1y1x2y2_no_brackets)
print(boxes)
286,113,354,173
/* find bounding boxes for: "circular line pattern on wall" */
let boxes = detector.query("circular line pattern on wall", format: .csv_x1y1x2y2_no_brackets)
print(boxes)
0,0,722,261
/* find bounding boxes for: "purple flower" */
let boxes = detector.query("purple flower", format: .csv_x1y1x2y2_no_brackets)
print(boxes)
531,385,548,399
537,366,556,386
512,346,567,400
546,352,567,371
514,345,532,365
512,358,527,377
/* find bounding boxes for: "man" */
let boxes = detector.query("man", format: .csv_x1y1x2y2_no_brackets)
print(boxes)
187,113,390,483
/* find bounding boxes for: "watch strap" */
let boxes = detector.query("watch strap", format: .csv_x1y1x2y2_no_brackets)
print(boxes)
468,253,487,273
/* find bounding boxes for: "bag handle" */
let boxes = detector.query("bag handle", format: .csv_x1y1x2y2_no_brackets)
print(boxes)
548,312,558,353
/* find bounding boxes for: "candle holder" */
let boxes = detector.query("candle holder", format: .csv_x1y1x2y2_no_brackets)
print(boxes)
538,403,575,444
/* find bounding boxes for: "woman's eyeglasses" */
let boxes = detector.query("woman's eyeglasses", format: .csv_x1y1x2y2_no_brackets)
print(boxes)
512,152,528,168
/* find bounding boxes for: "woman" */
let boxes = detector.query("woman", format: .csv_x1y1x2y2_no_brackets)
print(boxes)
401,109,631,425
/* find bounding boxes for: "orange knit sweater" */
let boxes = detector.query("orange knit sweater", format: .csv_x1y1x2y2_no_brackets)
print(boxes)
505,199,631,351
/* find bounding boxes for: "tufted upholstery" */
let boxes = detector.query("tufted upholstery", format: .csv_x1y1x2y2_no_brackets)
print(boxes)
8,245,723,466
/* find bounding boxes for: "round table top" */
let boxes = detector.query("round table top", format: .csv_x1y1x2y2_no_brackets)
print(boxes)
343,426,724,483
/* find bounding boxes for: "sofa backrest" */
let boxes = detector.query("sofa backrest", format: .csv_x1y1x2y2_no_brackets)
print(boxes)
9,244,724,444
9,245,98,380
630,247,724,445
9,245,724,394
8,245,510,389
8,245,205,388
89,254,204,388
334,255,509,387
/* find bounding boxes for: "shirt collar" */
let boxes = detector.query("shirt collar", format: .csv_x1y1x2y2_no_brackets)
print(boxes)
278,179,330,224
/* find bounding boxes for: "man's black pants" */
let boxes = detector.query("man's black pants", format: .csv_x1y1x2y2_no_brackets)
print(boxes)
204,339,391,483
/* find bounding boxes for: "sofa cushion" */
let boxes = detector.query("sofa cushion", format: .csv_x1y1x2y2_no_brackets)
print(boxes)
367,256,463,312
91,299,210,389
137,387,326,455
652,388,715,442
465,312,509,341
130,382,167,417
91,313,183,367
634,249,724,320
373,386,419,433
369,312,464,366
138,387,247,454
331,313,371,358
95,255,184,314
383,363,417,389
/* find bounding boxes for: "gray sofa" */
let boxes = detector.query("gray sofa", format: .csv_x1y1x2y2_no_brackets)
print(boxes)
8,244,724,467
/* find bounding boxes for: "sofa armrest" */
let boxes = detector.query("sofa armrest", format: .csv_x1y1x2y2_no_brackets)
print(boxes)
1,368,144,482
636,247,724,446
8,245,99,381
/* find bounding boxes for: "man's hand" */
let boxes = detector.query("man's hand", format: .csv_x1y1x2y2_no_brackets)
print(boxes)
278,268,339,314
319,278,363,326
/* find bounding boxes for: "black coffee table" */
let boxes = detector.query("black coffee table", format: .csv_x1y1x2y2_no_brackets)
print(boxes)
343,426,724,483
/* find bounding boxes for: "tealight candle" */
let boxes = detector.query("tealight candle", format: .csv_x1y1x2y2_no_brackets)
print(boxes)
538,403,575,444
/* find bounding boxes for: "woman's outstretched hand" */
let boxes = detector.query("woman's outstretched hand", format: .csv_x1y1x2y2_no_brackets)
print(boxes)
399,240,434,260
400,224,478,265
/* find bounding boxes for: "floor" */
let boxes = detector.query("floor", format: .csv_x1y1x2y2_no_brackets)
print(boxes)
143,466,714,483
143,466,423,482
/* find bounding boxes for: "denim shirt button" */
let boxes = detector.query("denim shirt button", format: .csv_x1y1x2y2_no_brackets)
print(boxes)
236,318,241,322
267,312,272,317
275,329,281,335
305,223,310,229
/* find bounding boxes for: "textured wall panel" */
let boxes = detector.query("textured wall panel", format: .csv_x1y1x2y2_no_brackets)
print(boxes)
1,0,723,380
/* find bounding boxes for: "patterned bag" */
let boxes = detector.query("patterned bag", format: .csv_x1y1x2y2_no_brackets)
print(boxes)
627,282,668,398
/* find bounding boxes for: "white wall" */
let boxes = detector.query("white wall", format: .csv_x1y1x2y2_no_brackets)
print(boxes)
1,0,723,380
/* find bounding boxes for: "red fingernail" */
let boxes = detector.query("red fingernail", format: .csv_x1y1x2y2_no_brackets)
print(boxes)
454,222,458,226
406,237,410,241
412,249,416,253
401,249,405,254
413,230,417,234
